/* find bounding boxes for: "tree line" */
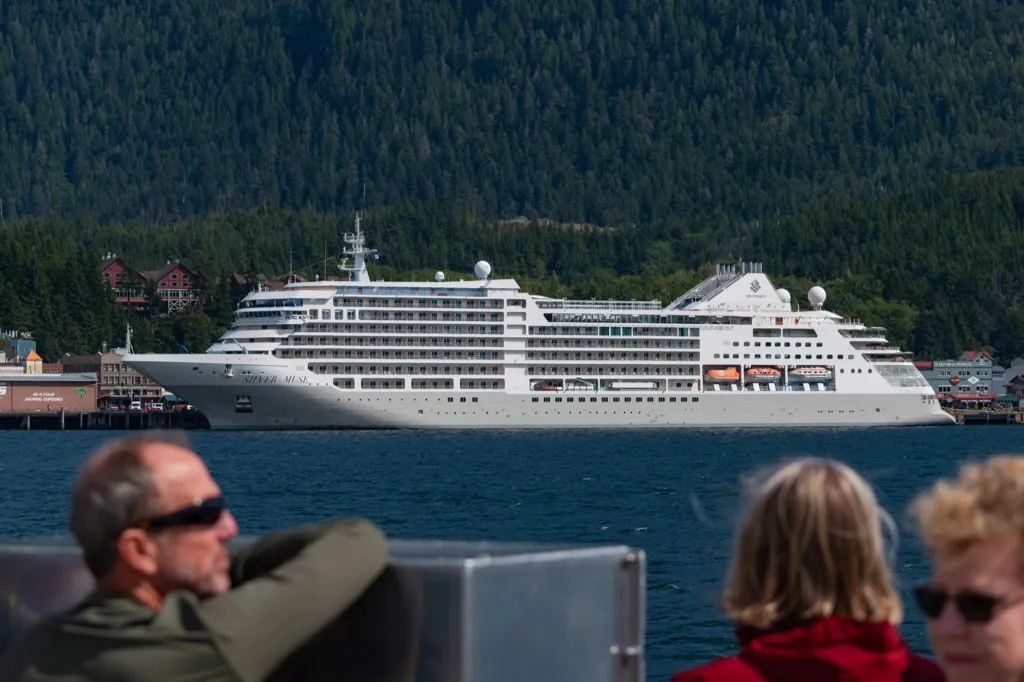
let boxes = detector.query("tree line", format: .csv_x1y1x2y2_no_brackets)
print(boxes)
3,167,1023,363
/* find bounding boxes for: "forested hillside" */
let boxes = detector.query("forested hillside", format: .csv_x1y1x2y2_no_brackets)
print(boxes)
1,0,1023,223
4,168,1024,362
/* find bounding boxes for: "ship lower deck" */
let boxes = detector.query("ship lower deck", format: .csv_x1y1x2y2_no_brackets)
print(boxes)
170,383,955,430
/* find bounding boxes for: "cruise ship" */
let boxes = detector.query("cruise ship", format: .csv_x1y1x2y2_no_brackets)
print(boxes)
123,217,954,429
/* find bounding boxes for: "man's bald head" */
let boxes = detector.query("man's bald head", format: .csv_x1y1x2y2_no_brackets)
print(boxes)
69,430,195,578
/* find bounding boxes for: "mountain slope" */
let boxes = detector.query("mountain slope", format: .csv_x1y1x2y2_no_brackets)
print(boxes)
1,0,1023,223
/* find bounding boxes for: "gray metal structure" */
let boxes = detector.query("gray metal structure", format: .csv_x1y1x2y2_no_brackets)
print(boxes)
0,538,646,682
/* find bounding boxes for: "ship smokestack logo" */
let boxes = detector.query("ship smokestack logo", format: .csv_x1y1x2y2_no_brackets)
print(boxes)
750,279,761,293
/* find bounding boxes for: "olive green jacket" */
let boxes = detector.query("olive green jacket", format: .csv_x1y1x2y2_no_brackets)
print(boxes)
0,518,388,681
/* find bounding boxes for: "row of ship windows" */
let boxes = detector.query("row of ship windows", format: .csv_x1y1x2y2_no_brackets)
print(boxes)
332,379,506,389
306,365,699,377
282,336,504,348
527,352,699,361
314,366,504,375
527,339,700,349
280,350,512,359
532,396,700,404
530,326,700,337
528,367,700,376
357,311,503,322
280,350,502,360
284,324,505,335
715,353,853,360
332,298,506,309
735,341,823,348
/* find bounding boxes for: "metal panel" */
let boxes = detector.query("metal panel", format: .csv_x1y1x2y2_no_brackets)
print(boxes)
0,538,645,682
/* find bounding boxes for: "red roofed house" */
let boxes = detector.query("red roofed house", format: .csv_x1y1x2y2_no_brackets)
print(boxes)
101,255,146,306
139,262,201,313
101,254,201,313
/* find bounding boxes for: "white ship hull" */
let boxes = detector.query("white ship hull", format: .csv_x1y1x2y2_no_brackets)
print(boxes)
126,355,955,430
121,229,954,430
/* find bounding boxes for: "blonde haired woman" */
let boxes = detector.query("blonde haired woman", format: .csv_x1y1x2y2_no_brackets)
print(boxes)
912,455,1024,682
671,457,943,682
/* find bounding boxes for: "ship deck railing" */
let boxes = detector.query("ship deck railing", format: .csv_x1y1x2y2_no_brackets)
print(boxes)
535,299,661,311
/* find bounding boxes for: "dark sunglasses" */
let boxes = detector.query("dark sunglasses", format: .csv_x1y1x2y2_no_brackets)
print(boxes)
137,496,226,532
913,584,1009,623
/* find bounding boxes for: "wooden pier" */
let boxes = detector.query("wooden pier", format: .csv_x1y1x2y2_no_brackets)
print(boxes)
0,410,209,431
947,409,1022,425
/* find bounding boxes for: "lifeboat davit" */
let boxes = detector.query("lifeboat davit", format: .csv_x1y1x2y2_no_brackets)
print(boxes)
745,367,782,383
705,367,740,384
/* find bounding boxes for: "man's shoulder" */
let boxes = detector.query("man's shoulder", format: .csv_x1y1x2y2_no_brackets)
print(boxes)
0,593,232,681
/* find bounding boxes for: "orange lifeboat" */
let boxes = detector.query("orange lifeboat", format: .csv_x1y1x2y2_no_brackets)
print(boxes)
705,367,740,384
745,367,782,383
788,366,833,382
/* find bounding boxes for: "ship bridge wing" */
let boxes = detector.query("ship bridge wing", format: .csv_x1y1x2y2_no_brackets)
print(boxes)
669,262,790,312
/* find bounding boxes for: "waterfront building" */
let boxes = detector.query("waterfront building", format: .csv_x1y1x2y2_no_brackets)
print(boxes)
913,350,996,404
0,331,36,363
61,349,163,409
0,351,98,413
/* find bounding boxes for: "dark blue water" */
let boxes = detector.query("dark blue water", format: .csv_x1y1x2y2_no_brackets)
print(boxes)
1,426,1022,679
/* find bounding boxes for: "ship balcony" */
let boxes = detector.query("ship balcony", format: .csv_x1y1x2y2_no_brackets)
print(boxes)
861,348,912,362
286,352,505,363
839,328,888,340
535,299,661,311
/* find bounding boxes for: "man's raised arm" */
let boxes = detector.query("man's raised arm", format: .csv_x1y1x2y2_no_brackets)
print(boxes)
194,517,388,682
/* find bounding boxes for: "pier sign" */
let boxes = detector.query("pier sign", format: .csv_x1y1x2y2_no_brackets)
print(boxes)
24,392,63,403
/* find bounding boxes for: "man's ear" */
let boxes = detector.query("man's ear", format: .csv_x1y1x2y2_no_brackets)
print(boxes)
117,529,160,577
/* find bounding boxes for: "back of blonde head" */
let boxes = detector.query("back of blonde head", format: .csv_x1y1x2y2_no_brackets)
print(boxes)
912,455,1024,557
720,457,902,630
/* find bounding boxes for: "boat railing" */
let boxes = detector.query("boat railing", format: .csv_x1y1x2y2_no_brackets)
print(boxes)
0,537,646,682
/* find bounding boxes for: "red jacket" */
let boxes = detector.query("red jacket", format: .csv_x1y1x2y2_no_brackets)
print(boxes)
670,617,945,682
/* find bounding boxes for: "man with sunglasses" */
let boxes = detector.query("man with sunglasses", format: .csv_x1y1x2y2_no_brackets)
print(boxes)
911,454,1024,682
0,430,418,682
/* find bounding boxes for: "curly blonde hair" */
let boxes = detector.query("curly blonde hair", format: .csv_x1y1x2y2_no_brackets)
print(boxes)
720,457,902,630
911,455,1024,557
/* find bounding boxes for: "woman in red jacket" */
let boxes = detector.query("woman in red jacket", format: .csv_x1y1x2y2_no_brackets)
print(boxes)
670,457,945,682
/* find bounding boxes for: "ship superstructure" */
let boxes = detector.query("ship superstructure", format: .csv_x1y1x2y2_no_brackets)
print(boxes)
123,217,953,429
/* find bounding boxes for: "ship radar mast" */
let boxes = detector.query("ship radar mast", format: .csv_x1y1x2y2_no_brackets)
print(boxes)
337,212,378,282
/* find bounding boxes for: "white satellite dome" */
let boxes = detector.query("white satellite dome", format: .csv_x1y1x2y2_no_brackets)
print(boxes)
808,286,827,308
435,271,445,282
474,260,492,280
776,288,791,304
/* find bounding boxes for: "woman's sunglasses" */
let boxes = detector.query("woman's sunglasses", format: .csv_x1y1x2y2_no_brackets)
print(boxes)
913,585,1008,623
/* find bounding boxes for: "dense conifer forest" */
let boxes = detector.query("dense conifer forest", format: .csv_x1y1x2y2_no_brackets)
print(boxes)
1,0,1023,364
2,0,1023,223
4,168,1024,362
